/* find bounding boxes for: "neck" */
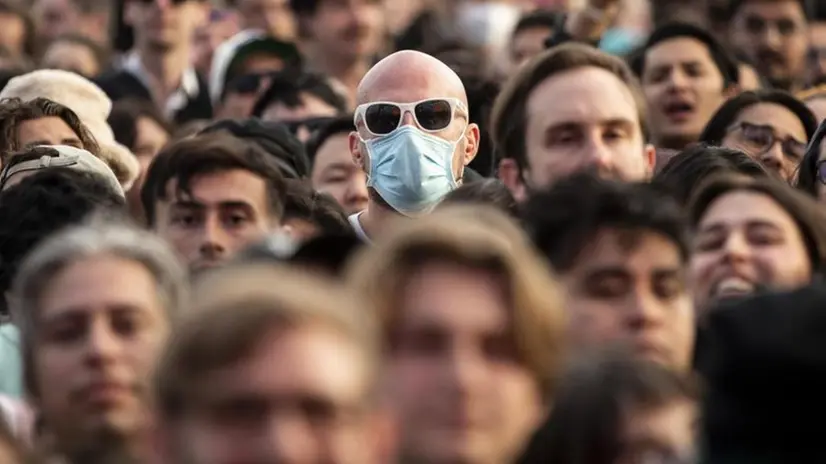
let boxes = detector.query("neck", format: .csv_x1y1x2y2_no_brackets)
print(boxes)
135,42,190,103
65,431,149,464
359,199,400,240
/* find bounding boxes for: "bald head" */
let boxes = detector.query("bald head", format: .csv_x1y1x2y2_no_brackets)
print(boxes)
356,50,468,106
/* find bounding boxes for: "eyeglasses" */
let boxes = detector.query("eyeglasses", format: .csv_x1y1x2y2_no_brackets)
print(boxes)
283,117,336,136
726,122,807,160
354,98,467,137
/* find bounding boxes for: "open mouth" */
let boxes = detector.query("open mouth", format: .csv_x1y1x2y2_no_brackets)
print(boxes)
663,101,695,122
712,276,756,299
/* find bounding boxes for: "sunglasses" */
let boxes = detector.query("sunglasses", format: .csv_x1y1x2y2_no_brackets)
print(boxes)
283,117,336,136
726,122,807,160
354,98,467,137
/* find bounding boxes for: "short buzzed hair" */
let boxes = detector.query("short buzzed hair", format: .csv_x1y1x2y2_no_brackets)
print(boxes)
491,43,648,171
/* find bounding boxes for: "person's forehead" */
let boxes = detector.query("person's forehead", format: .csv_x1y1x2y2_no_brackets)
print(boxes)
737,0,806,19
197,325,368,398
571,228,684,273
527,67,641,127
163,170,270,206
701,190,795,227
360,72,464,104
315,132,351,165
647,36,715,65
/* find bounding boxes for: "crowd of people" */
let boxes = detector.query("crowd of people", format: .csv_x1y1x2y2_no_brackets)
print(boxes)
0,0,823,462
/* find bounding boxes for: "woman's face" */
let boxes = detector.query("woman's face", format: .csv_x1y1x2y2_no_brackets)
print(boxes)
721,103,808,181
691,190,812,312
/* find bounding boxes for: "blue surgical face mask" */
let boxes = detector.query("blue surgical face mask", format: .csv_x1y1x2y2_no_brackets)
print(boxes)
364,125,463,216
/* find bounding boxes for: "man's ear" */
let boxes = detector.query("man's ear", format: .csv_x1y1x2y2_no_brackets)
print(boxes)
497,158,528,202
349,131,366,171
644,143,657,178
463,123,481,166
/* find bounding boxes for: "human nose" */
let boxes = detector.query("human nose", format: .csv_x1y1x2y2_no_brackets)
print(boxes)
582,136,614,172
759,140,785,174
198,215,228,259
265,414,315,463
83,317,120,367
760,25,783,50
721,231,751,263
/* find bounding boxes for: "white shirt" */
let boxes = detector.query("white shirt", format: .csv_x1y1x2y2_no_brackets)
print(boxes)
348,212,372,244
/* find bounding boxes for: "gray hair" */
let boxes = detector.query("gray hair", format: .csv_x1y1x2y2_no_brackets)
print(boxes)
10,219,188,396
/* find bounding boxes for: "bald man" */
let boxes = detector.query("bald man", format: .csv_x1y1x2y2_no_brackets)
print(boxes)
347,50,481,241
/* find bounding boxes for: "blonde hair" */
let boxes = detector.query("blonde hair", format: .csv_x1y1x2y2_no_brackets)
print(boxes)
155,264,380,417
797,84,826,102
347,206,566,399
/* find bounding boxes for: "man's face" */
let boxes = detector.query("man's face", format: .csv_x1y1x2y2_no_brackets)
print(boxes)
128,0,207,51
34,255,168,454
164,325,382,464
16,117,84,150
524,67,652,188
510,26,554,69
729,0,808,90
153,169,275,273
306,0,384,61
720,102,808,180
33,0,80,44
642,37,728,149
237,0,296,40
559,229,695,372
311,132,368,214
387,262,542,464
128,117,170,223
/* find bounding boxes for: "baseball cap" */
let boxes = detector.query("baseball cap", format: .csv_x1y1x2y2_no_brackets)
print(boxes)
0,145,124,197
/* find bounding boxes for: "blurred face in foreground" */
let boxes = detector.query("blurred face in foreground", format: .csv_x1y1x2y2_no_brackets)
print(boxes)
386,261,542,464
162,324,384,464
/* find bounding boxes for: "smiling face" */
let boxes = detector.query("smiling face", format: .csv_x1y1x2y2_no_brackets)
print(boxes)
691,190,812,312
642,36,728,149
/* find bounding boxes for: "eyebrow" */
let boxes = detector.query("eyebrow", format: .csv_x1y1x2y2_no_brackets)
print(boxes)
320,162,356,173
170,200,254,210
698,219,782,234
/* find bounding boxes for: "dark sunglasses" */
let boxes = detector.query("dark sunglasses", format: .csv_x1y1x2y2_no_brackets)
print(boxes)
726,121,807,160
354,98,466,136
284,117,336,136
227,72,276,95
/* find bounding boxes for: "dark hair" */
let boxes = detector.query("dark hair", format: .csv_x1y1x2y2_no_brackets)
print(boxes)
0,1,35,59
463,75,500,177
630,22,739,89
518,350,696,464
252,71,347,119
796,119,826,197
522,173,690,273
0,97,100,159
42,34,109,76
0,168,126,306
141,133,287,226
440,179,519,219
305,116,354,166
689,174,826,274
288,0,321,16
513,10,560,36
107,98,172,152
653,144,768,206
282,180,351,236
698,90,818,145
491,43,648,171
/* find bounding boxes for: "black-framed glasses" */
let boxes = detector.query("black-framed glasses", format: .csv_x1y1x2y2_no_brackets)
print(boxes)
726,121,807,160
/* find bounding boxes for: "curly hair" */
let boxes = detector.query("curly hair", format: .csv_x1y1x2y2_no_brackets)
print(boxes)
0,97,99,161
0,168,126,311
